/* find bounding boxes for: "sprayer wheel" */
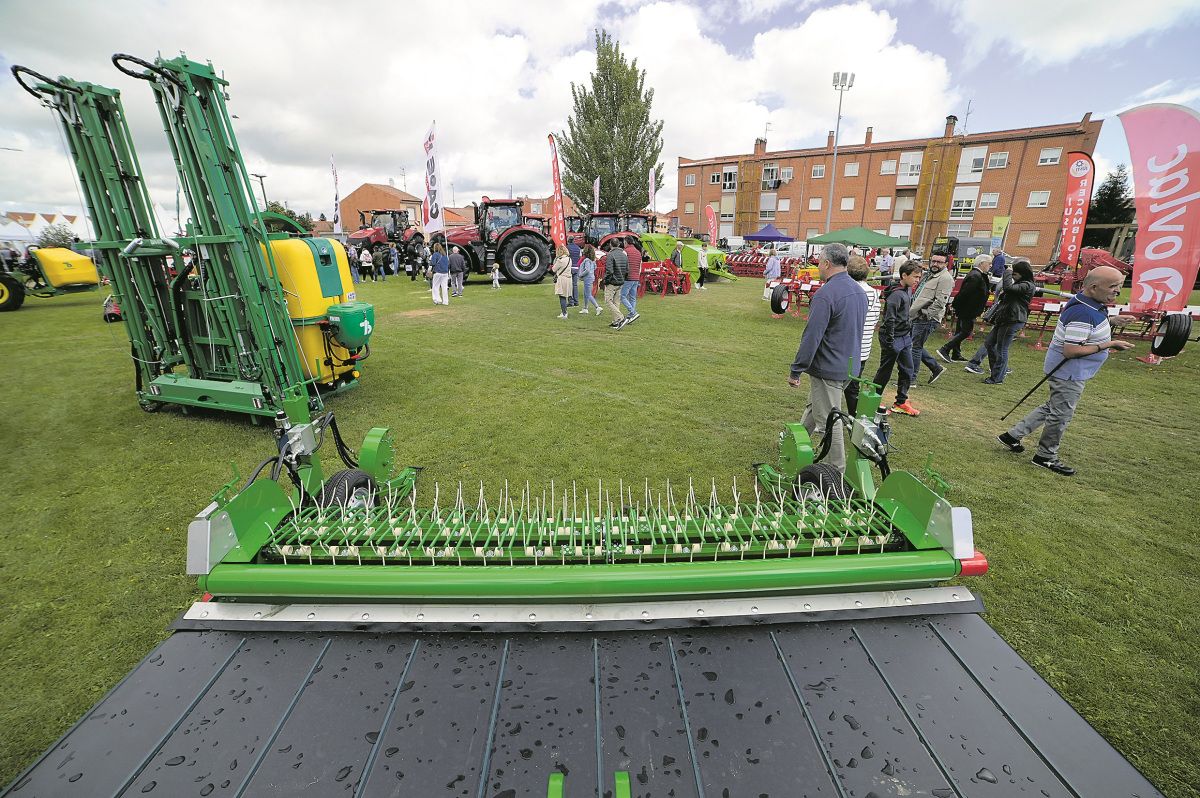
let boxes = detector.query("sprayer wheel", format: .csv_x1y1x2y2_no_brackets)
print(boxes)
770,284,790,315
797,463,855,502
1150,312,1192,358
0,273,25,312
318,468,377,510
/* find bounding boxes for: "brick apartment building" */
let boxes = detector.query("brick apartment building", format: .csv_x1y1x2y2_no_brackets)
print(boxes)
675,113,1102,264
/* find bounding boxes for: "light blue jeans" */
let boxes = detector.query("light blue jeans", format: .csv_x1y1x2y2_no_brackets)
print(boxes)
620,280,639,315
581,273,601,310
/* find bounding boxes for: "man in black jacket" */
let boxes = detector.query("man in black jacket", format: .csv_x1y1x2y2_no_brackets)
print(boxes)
603,240,629,328
938,253,991,362
873,261,922,416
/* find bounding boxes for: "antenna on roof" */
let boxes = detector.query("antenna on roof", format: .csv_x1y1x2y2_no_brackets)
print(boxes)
399,167,407,192
962,99,974,135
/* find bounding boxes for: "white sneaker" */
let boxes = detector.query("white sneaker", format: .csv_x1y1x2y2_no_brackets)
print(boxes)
699,285,707,290
579,308,589,314
558,313,567,319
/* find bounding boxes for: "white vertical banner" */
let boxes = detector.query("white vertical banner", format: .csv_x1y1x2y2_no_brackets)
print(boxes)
331,155,342,234
593,176,600,213
648,167,656,211
421,121,445,235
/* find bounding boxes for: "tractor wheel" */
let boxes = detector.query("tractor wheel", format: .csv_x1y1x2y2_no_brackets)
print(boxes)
796,463,855,502
1150,312,1192,358
770,284,790,314
317,468,377,510
500,234,551,284
0,274,26,312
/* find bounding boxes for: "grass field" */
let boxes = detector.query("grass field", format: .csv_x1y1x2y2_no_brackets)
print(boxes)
1,273,1197,795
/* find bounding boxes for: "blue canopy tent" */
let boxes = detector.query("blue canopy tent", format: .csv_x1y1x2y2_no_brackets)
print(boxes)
745,223,794,242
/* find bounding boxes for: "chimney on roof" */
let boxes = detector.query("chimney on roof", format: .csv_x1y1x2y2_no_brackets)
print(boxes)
945,115,958,138
754,137,767,155
1081,111,1093,125
864,126,873,146
827,130,835,149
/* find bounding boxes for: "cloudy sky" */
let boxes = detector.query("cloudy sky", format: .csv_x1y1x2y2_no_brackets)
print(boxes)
1,0,1197,234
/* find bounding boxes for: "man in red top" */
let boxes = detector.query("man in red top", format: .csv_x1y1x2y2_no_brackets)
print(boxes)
619,236,643,328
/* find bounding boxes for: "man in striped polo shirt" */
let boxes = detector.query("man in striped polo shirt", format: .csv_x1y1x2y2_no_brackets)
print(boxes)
844,254,881,415
997,266,1134,475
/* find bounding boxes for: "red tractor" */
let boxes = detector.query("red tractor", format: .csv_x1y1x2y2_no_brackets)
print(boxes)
439,198,554,283
347,209,424,262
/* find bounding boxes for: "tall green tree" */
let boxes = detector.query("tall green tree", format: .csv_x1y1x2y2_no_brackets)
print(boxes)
1082,164,1134,248
557,31,664,214
36,222,77,249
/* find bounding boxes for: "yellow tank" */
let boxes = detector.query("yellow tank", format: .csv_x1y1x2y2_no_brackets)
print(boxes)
32,248,100,289
261,238,359,386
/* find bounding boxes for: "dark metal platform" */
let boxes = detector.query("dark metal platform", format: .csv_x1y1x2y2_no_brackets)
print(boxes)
4,613,1162,797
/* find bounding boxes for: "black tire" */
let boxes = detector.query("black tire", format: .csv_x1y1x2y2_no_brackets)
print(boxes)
0,273,25,312
770,284,790,314
499,233,551,283
318,468,377,509
1150,312,1192,357
796,463,855,502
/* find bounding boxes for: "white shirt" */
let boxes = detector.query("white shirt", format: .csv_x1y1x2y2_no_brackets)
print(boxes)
859,280,881,361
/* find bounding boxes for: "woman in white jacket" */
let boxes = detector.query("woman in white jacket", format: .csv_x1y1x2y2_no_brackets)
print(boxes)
552,246,573,319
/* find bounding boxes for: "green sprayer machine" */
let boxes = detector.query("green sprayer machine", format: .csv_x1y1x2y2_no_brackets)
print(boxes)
4,55,1164,798
12,56,373,419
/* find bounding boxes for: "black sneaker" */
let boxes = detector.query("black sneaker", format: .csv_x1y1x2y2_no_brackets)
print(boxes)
997,432,1025,453
929,366,945,384
609,321,623,329
950,354,969,362
626,312,640,325
963,363,984,374
1032,455,1075,476
936,348,951,363
618,316,633,329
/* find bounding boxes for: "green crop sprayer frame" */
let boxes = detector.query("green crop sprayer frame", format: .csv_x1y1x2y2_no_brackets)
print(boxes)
187,368,986,605
12,55,370,419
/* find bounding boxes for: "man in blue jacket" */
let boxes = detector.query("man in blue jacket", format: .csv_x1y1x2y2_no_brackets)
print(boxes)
787,243,867,471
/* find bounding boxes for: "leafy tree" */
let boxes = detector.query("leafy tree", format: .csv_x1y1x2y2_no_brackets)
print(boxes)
319,212,327,222
557,30,664,214
263,201,314,233
36,222,77,249
1082,164,1134,248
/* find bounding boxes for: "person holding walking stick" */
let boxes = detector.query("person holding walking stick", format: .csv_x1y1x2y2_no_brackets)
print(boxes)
996,265,1134,476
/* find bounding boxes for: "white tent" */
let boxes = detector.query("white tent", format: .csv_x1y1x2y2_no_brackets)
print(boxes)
0,217,36,250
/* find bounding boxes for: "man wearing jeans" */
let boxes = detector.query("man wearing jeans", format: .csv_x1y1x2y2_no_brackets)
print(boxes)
908,254,954,384
619,237,643,326
997,266,1133,476
786,243,867,472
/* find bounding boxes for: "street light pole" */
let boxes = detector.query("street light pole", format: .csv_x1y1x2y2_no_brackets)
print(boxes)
251,173,269,207
825,71,854,234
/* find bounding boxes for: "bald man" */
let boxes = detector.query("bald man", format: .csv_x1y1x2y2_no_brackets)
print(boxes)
997,266,1134,475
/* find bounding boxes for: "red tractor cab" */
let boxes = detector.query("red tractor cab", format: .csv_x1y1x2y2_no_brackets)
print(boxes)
440,198,553,284
347,209,424,262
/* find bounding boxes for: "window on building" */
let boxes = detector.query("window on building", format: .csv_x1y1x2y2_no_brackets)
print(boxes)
806,228,820,238
898,151,922,178
761,163,779,190
950,186,979,219
893,194,915,221
778,198,791,212
840,197,854,211
812,164,825,178
685,173,696,187
844,162,859,177
947,223,973,237
710,173,720,184
1018,230,1040,246
973,230,990,238
781,166,794,181
722,166,738,191
880,159,897,175
808,197,822,211
530,203,542,214
684,202,695,214
1038,147,1062,166
1028,190,1050,207
988,151,1008,169
957,146,987,182
777,228,789,235
979,192,1000,208
875,196,892,210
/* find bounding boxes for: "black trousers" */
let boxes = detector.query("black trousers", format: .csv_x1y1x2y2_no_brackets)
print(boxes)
941,312,977,357
872,339,915,404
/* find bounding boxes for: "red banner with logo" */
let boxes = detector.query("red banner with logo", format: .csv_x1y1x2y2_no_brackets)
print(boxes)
1120,103,1200,312
547,134,566,249
705,204,717,244
1059,152,1093,268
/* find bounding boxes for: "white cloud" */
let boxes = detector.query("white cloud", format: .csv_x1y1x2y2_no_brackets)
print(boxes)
944,0,1200,66
0,1,957,224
